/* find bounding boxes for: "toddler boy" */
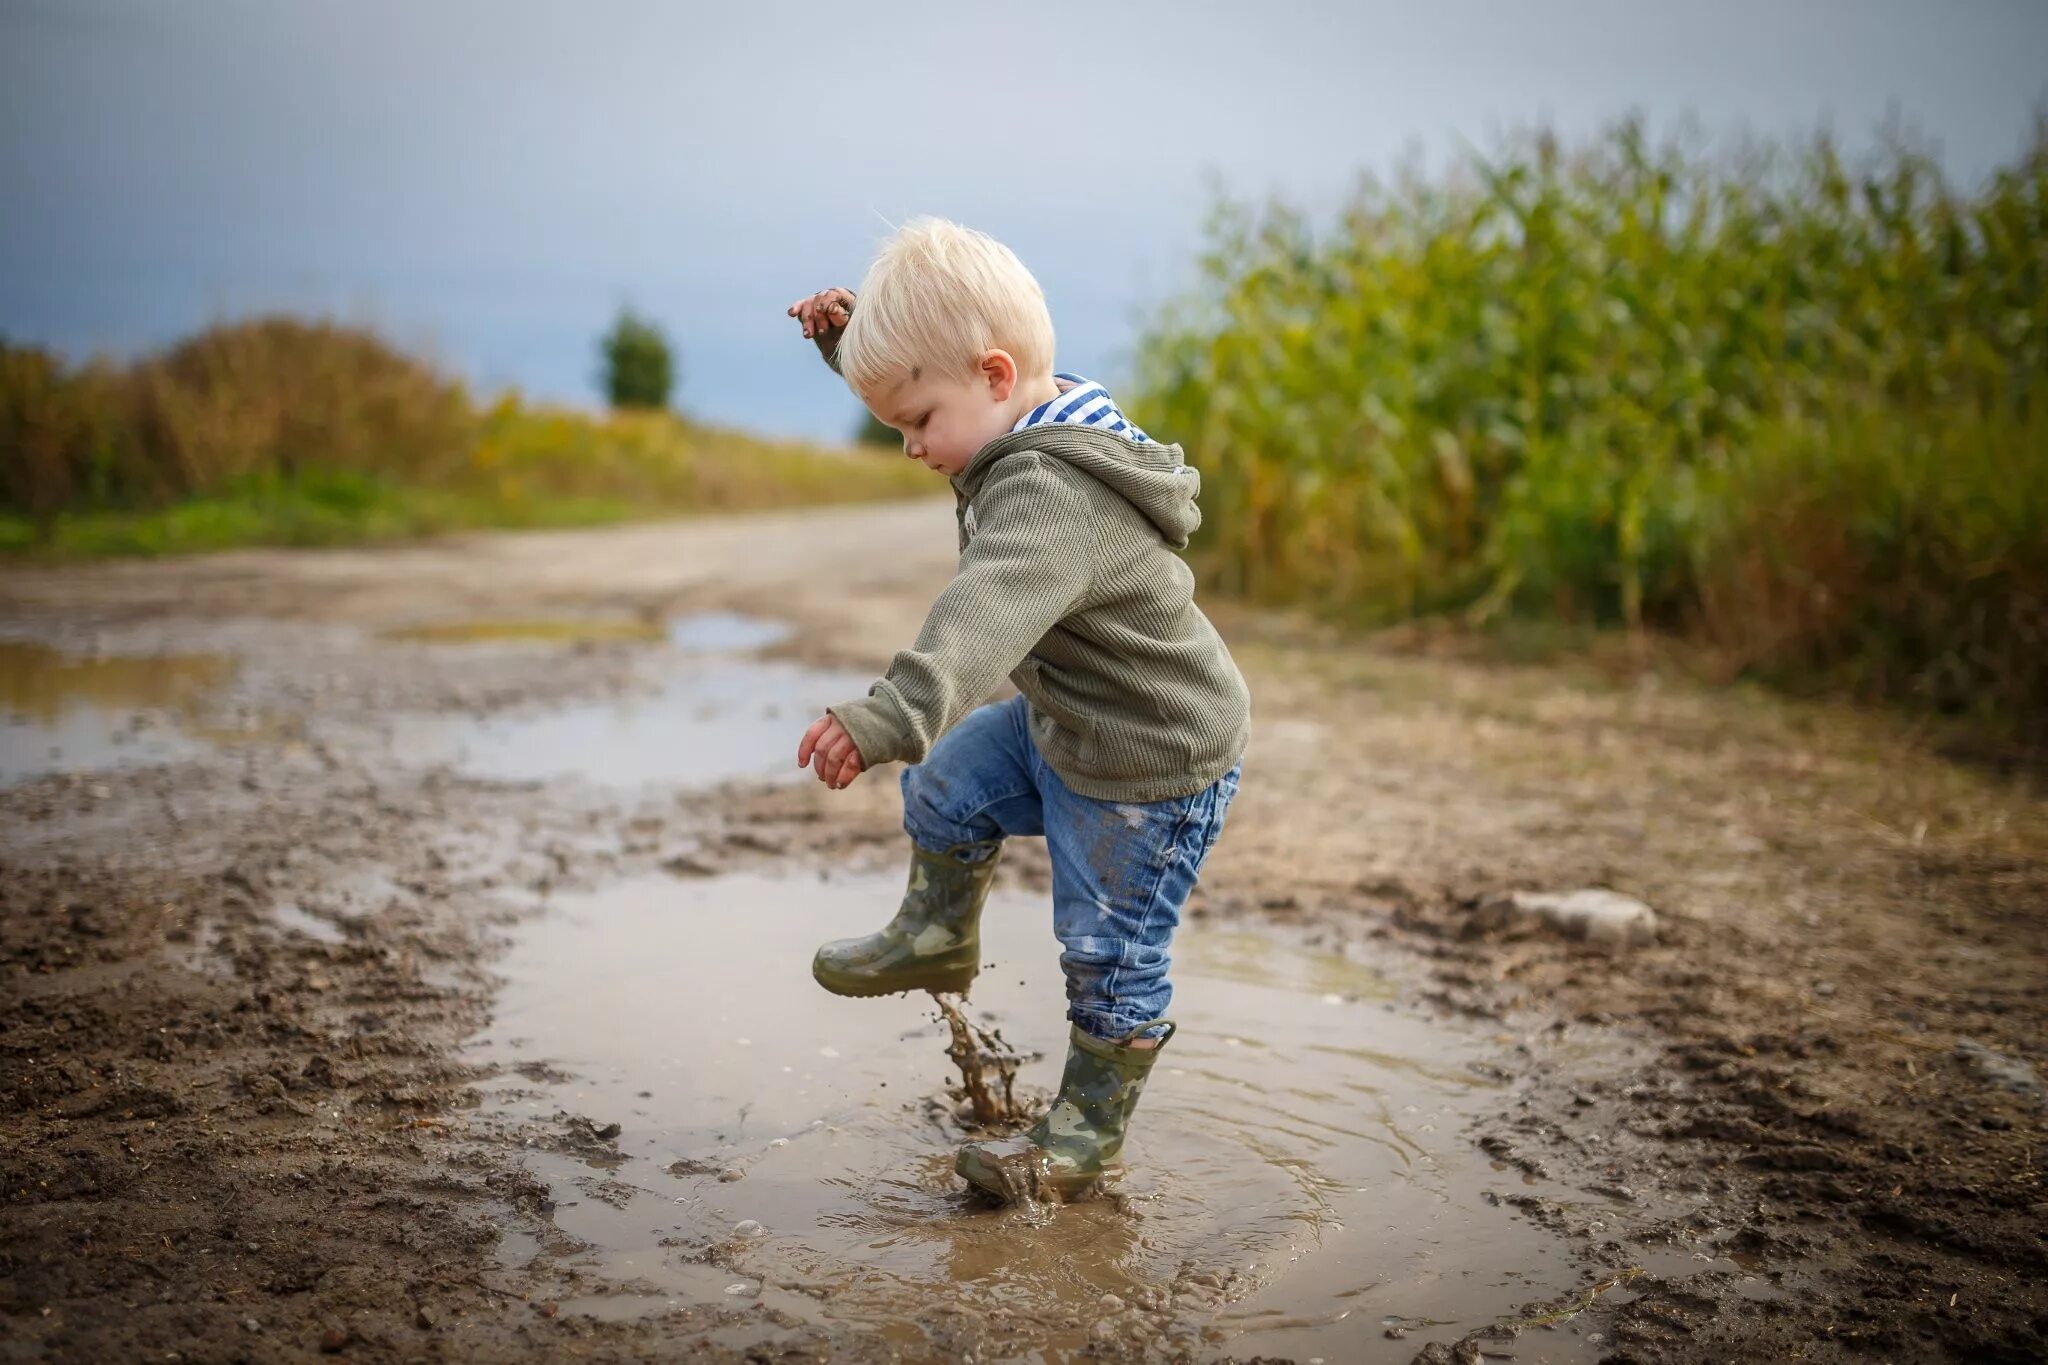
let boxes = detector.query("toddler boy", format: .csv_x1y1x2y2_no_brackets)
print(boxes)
787,218,1250,1200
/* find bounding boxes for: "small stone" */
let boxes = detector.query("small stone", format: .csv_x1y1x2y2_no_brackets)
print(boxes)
242,1318,262,1334
320,1325,348,1353
818,1045,840,1059
719,1167,744,1183
416,1305,439,1329
1956,1039,2045,1106
732,1219,765,1238
769,1138,788,1148
1098,1292,1123,1310
1501,889,1659,948
536,1301,558,1319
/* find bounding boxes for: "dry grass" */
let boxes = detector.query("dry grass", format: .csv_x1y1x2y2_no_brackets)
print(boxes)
0,317,929,557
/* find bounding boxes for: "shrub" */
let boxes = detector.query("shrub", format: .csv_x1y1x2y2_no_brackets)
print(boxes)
598,309,676,410
0,318,473,516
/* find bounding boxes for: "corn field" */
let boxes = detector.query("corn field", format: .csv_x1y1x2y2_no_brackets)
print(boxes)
1134,120,2048,738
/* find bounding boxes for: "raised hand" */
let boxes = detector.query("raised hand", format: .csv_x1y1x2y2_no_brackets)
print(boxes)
786,287,856,366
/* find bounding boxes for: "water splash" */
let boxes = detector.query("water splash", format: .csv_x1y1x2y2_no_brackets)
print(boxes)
929,991,1028,1129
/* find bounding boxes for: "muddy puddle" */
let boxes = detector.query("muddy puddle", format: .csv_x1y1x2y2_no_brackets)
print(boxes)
380,613,862,790
462,870,1623,1362
0,639,247,784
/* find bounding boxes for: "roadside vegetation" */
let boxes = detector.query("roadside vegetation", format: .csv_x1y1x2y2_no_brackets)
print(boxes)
1133,120,2048,741
0,317,929,559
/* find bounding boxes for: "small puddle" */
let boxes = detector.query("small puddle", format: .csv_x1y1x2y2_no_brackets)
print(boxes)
664,612,791,653
270,901,357,945
0,641,239,784
379,611,792,654
383,619,667,646
384,614,860,790
387,659,870,790
464,871,1608,1362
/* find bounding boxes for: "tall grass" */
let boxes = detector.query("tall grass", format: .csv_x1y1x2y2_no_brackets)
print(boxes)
1134,120,2048,737
0,317,930,557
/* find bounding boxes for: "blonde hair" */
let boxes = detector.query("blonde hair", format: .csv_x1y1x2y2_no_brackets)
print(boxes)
836,218,1056,394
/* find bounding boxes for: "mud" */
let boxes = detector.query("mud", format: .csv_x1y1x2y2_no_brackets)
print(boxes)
931,992,1029,1129
2,502,2044,1364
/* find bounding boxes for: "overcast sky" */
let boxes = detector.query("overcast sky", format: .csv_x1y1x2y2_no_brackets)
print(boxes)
4,0,2044,441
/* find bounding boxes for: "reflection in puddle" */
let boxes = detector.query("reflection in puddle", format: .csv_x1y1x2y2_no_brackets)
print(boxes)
381,612,836,790
383,618,666,646
0,641,238,784
665,612,791,653
388,658,871,790
467,872,1603,1363
379,611,793,654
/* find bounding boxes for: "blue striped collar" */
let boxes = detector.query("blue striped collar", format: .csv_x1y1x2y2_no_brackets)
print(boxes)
1011,372,1151,444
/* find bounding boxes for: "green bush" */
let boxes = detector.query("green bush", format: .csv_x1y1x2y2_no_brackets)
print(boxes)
598,309,676,410
1134,119,2048,736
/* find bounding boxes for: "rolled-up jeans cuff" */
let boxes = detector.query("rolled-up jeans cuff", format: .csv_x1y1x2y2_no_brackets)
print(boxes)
904,826,1003,865
1068,1005,1169,1042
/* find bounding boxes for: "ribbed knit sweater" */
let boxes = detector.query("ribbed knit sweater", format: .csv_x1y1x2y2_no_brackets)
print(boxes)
828,424,1250,802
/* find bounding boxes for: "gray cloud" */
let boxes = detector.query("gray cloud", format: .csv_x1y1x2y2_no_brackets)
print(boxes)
4,0,2043,440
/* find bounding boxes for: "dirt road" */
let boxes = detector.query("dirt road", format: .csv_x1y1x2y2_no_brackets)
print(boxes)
3,500,2043,1363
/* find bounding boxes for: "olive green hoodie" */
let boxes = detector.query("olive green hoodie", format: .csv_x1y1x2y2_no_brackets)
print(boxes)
828,424,1250,802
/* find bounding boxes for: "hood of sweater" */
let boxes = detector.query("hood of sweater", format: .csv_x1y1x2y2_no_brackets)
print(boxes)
956,424,1203,550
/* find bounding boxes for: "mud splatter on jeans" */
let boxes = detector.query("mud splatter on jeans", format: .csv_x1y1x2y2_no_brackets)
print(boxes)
900,695,1239,1039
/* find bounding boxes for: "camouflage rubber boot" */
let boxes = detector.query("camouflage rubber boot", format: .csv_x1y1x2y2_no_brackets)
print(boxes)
811,841,1002,997
955,1020,1174,1202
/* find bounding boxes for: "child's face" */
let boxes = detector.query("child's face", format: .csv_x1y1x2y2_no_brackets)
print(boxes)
862,354,1021,477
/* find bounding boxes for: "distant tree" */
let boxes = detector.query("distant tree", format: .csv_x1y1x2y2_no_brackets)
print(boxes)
598,309,675,410
853,410,898,448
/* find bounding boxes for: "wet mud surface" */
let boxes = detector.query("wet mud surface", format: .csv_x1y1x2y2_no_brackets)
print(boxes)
3,504,2044,1363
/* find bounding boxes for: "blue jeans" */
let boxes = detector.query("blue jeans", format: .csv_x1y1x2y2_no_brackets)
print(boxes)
899,694,1241,1041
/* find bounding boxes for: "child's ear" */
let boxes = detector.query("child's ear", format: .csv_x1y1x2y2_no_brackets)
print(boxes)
979,349,1019,403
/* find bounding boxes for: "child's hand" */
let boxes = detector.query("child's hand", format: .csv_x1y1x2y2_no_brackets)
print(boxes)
797,712,865,790
787,287,855,364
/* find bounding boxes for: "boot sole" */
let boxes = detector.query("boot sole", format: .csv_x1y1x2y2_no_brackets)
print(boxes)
811,960,977,998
